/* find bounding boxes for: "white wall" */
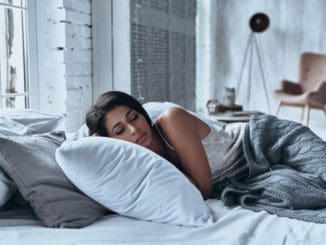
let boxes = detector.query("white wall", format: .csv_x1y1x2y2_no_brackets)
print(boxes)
32,0,132,132
91,0,113,99
92,0,130,98
112,0,131,94
32,0,92,132
32,0,326,132
196,0,326,127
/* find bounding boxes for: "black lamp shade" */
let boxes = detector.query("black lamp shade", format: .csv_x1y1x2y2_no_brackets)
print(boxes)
249,13,269,33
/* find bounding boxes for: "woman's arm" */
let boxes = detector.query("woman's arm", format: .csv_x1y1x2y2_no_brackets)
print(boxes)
157,107,212,199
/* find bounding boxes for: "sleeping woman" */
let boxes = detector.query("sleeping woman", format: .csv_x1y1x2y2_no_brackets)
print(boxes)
86,91,326,223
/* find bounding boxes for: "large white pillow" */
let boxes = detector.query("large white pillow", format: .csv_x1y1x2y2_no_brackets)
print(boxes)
56,137,214,226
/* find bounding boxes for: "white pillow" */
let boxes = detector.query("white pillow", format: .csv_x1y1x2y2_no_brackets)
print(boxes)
143,101,225,127
0,109,64,136
143,101,181,122
56,137,214,226
71,123,90,140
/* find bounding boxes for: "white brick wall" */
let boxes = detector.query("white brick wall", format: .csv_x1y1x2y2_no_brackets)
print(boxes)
63,0,92,132
37,0,93,132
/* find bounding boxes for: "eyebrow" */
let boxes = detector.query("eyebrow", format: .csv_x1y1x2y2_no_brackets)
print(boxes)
111,109,133,133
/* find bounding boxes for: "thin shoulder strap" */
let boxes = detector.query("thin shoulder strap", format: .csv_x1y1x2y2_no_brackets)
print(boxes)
154,123,175,150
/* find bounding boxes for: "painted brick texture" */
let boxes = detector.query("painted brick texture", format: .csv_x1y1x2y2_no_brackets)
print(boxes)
40,0,92,132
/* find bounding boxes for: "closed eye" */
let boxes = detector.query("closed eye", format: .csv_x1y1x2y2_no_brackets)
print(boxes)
114,127,124,135
129,112,138,121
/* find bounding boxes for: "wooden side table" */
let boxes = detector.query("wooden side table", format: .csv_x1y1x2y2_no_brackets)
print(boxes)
207,111,262,123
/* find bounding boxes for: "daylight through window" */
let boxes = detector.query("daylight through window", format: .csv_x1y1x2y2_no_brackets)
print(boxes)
0,0,28,109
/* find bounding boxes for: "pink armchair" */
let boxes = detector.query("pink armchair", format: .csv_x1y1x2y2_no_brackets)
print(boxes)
273,52,326,126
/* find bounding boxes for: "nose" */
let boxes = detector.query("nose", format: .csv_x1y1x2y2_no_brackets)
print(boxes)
128,124,137,135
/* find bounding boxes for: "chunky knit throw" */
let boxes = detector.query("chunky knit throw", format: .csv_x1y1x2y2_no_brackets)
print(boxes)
218,114,326,223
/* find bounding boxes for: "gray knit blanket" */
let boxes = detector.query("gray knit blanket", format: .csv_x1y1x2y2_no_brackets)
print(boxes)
217,114,326,223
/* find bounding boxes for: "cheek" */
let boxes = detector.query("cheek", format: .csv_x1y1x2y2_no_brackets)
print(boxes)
115,135,134,143
144,122,153,135
118,131,132,140
107,130,132,142
144,125,154,145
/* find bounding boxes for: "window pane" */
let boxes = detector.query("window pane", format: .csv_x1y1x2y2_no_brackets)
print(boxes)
0,0,25,8
0,2,27,108
1,95,27,109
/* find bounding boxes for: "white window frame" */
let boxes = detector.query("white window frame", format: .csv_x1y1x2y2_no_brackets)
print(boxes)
91,0,131,102
0,0,41,109
91,0,114,101
25,0,40,109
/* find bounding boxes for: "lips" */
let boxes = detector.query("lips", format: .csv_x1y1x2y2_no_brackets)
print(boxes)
136,133,146,145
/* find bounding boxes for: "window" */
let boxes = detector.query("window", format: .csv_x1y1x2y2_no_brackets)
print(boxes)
0,0,29,108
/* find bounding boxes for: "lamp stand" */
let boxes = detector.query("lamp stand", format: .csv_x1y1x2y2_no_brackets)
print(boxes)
236,24,272,113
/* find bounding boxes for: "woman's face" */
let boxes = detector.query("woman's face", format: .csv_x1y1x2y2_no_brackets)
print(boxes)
104,105,153,148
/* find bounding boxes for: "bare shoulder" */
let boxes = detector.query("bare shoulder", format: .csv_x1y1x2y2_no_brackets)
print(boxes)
157,107,197,126
157,107,212,198
157,107,209,138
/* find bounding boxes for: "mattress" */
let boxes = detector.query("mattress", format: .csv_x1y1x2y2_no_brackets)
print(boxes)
0,199,325,245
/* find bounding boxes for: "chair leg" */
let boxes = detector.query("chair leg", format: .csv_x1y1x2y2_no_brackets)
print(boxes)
304,105,310,127
275,101,282,115
300,106,305,122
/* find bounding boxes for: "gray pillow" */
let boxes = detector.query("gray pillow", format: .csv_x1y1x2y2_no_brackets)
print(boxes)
0,169,17,208
0,131,106,228
0,109,65,209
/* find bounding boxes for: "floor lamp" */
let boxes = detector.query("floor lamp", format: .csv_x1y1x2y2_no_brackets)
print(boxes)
236,13,272,113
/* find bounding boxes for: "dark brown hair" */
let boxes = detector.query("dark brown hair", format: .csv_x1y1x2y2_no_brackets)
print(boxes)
86,91,152,136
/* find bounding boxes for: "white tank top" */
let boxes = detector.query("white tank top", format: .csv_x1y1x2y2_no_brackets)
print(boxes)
201,120,247,179
155,120,247,180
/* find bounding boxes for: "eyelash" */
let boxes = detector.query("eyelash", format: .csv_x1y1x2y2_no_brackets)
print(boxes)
115,113,138,135
130,113,138,121
116,129,124,135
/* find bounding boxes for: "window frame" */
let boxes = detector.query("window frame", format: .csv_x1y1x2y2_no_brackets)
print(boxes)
0,0,34,108
25,0,40,109
91,0,114,102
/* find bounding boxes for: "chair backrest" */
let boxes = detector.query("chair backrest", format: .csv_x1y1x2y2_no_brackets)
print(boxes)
299,52,326,92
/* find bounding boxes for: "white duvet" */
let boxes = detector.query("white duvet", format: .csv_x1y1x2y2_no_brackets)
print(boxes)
0,199,325,245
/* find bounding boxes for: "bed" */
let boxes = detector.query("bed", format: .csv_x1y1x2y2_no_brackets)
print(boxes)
0,105,325,245
0,199,325,245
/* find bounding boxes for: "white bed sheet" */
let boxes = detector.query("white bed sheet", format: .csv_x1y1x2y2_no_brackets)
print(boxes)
0,199,325,245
